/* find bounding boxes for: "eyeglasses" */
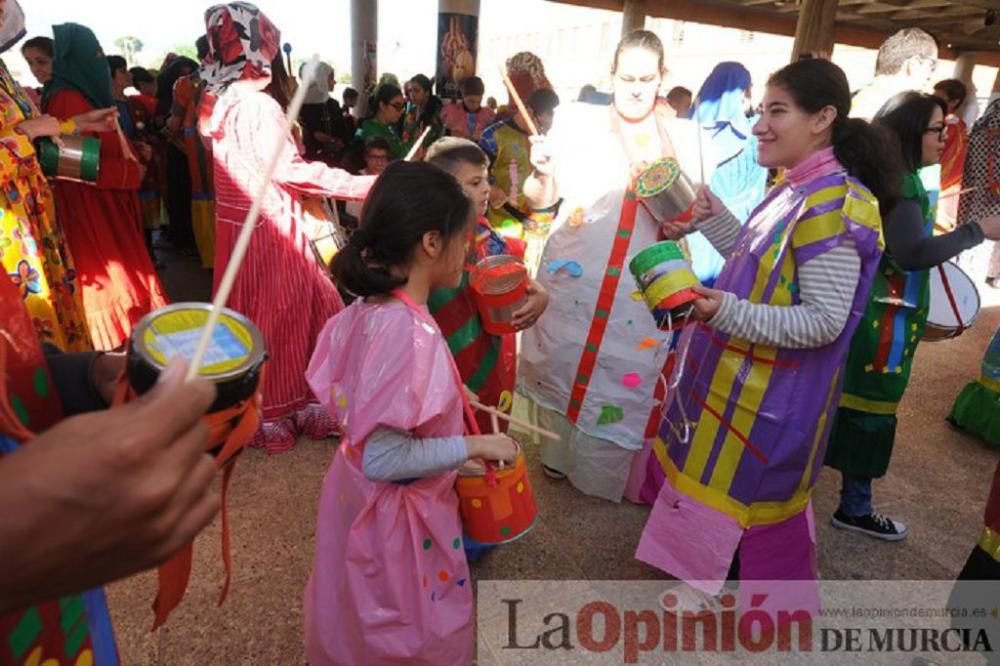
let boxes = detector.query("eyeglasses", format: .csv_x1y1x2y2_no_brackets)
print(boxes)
388,102,405,111
925,124,947,140
366,153,390,162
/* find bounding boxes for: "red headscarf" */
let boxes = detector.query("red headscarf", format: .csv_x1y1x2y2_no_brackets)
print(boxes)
201,2,280,96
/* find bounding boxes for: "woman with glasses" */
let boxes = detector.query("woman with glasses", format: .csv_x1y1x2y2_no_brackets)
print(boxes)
354,83,408,159
825,92,1000,542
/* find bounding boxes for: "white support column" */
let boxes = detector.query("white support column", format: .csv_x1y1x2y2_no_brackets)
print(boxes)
351,0,378,116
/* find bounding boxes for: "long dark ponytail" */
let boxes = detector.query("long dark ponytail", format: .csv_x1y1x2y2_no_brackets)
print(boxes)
331,161,473,298
768,59,901,213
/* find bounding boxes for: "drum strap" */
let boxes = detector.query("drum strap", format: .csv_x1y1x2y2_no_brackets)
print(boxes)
111,363,265,630
937,264,966,335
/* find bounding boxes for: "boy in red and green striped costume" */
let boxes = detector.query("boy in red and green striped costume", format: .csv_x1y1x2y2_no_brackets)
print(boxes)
426,138,548,434
426,138,549,559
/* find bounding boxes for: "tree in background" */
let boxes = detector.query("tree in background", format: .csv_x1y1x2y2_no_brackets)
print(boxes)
114,36,144,67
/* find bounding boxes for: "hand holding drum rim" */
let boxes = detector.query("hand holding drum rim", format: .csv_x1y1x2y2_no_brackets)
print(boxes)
511,278,549,330
528,135,553,177
689,284,726,322
465,433,518,464
659,219,691,240
0,358,219,613
72,107,119,133
977,215,1000,241
92,352,127,405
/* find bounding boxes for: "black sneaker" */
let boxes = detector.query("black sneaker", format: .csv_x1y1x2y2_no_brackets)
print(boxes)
831,509,908,541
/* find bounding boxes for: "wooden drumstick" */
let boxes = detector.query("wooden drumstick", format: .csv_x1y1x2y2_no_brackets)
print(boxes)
114,117,139,163
939,186,979,200
186,55,321,381
404,126,432,161
470,399,560,441
490,411,500,434
498,64,539,137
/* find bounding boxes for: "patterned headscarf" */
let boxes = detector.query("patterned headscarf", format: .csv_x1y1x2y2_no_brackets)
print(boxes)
200,2,280,96
505,52,551,108
0,0,26,54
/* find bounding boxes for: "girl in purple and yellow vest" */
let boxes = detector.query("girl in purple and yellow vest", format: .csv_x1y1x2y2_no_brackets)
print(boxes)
638,58,897,607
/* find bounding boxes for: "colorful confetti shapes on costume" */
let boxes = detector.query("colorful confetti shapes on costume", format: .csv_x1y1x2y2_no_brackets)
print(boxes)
636,337,659,351
597,404,625,425
622,372,641,389
547,259,583,278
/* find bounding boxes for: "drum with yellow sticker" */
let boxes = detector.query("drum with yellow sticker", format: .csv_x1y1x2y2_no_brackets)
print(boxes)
127,303,267,416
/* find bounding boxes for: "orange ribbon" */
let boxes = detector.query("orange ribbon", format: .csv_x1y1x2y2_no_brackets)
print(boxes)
112,364,265,629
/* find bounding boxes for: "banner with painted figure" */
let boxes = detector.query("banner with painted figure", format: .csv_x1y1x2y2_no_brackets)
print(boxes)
437,12,478,101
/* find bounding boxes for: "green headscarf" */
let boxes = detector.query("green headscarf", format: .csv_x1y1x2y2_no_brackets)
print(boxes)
41,23,114,109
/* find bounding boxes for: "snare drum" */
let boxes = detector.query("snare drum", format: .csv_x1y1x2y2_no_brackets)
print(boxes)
455,444,538,545
635,157,698,224
924,261,980,341
127,303,267,455
37,135,101,183
302,197,348,272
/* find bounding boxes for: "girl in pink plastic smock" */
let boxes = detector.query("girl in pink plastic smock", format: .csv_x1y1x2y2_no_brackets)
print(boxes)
304,161,518,665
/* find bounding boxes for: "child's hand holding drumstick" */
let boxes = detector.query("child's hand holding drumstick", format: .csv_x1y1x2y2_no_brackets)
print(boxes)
465,433,517,464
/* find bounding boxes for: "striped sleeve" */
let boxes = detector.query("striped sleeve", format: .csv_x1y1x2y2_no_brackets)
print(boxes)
709,239,861,349
694,208,742,257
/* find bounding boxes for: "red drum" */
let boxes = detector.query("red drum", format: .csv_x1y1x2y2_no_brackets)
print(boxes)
455,445,538,545
469,254,529,335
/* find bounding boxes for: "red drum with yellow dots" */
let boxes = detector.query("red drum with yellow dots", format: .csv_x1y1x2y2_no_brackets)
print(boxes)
455,446,538,545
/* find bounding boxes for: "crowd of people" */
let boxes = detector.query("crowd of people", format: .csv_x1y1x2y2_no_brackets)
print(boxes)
3,0,1000,662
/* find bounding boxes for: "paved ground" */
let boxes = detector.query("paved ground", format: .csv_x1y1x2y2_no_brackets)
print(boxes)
106,248,1000,664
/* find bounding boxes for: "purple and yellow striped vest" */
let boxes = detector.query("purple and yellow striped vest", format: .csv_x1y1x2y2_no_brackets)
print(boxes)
653,152,883,529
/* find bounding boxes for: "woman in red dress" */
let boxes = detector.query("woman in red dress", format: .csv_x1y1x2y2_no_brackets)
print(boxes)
41,23,168,350
202,3,373,452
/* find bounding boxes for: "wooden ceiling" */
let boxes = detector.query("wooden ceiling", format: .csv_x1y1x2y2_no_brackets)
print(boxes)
548,0,1000,64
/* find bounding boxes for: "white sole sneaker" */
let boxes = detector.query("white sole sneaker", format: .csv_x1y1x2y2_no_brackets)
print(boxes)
830,514,908,542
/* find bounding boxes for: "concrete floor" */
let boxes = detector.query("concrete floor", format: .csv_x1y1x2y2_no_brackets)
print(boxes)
106,249,1000,664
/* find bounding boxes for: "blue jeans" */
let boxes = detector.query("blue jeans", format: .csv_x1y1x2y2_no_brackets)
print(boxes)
839,474,873,517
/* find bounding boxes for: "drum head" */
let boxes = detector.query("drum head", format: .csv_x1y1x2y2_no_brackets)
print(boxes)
927,261,980,332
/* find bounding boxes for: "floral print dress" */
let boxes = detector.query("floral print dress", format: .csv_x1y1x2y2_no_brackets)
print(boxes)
0,58,90,351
